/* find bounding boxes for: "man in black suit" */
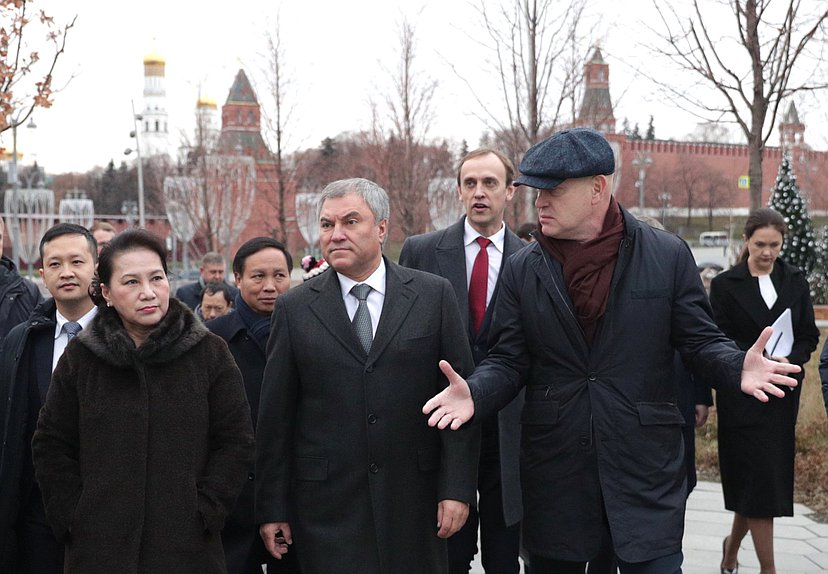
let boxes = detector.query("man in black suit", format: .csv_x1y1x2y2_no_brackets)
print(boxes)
208,237,300,574
255,178,479,574
0,224,98,573
175,251,238,310
399,148,524,574
423,129,802,574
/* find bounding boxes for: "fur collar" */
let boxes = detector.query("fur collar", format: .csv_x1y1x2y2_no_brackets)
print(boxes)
78,298,208,367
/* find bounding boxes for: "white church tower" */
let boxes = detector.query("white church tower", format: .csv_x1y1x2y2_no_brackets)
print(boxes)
141,47,171,157
195,94,220,147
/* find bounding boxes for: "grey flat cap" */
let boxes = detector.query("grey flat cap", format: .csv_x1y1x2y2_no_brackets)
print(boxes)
514,128,615,190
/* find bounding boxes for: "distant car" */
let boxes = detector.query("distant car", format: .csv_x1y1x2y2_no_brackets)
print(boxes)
699,231,729,247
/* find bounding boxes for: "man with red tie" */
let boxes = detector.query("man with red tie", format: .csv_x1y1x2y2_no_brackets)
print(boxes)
399,148,526,574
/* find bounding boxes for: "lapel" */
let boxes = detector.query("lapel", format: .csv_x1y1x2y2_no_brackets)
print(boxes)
726,262,776,330
308,268,368,363
435,218,469,328
307,258,419,363
529,244,590,358
32,317,56,404
369,260,418,361
769,262,795,318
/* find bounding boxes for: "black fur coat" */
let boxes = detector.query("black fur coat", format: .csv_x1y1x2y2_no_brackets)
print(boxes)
32,299,254,574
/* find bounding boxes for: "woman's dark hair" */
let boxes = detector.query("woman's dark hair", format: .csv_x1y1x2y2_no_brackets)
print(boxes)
89,229,169,308
738,208,787,263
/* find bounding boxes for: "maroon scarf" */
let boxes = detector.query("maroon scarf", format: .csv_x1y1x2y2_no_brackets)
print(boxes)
536,197,625,344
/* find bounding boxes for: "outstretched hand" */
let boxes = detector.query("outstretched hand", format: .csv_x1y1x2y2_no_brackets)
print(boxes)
422,360,474,430
740,326,801,402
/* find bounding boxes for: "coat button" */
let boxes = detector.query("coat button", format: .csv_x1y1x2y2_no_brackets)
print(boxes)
588,373,597,382
365,365,374,373
369,463,379,473
579,436,589,446
367,413,377,424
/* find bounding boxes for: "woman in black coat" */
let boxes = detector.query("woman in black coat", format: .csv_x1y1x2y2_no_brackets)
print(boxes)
709,208,819,574
32,230,255,574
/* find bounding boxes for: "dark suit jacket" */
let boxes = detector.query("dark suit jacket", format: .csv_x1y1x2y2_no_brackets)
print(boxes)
399,217,525,526
467,209,746,563
255,258,479,574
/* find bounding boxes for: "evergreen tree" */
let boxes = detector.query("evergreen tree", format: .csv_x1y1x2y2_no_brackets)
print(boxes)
767,153,816,273
646,115,655,140
622,117,630,137
631,123,641,140
459,139,469,159
808,225,828,304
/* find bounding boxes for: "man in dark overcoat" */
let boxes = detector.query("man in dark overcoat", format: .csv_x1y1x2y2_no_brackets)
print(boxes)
208,236,300,574
399,148,525,574
423,128,803,574
255,178,479,574
176,251,238,310
0,223,98,573
0,216,43,341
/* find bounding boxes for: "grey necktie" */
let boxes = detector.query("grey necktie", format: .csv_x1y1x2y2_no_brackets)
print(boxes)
350,284,373,354
64,321,82,341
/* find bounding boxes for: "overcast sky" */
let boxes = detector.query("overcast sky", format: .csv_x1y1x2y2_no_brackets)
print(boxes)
4,0,827,175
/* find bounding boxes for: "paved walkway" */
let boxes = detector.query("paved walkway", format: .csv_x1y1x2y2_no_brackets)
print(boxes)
470,480,828,573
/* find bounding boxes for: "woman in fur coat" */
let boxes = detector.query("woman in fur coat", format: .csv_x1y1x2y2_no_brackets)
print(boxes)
32,229,255,574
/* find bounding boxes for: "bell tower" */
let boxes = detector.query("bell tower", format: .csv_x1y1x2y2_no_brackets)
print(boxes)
141,46,171,157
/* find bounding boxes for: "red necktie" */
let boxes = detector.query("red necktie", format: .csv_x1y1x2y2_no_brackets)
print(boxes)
469,237,491,334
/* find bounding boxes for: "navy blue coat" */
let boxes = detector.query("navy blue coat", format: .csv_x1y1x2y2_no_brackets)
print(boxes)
468,208,744,563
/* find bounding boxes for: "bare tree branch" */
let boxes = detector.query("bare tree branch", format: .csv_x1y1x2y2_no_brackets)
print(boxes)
644,0,828,210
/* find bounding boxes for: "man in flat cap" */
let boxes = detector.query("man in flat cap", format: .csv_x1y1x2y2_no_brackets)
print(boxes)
423,128,802,573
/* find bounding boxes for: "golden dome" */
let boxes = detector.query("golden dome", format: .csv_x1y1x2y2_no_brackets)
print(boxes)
196,96,217,109
143,48,165,66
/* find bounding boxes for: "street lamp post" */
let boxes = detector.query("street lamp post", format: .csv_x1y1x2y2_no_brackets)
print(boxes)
632,153,653,212
8,114,37,268
124,100,146,228
659,192,672,227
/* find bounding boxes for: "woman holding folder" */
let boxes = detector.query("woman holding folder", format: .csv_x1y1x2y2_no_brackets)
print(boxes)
709,208,819,574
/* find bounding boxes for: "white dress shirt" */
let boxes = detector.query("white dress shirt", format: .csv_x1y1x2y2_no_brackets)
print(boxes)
463,220,506,307
53,306,98,373
337,258,386,338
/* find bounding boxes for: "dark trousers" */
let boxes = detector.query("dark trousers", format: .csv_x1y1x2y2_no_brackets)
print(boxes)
16,489,63,574
448,449,520,574
528,551,682,574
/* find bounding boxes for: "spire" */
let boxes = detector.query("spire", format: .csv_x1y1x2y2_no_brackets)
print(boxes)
587,45,605,64
226,69,258,105
778,100,805,151
783,101,800,125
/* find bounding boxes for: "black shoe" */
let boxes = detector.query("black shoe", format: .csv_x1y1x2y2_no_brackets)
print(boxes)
720,536,739,574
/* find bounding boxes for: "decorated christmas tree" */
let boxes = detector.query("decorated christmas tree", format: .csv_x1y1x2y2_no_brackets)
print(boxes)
809,226,828,304
767,153,817,274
